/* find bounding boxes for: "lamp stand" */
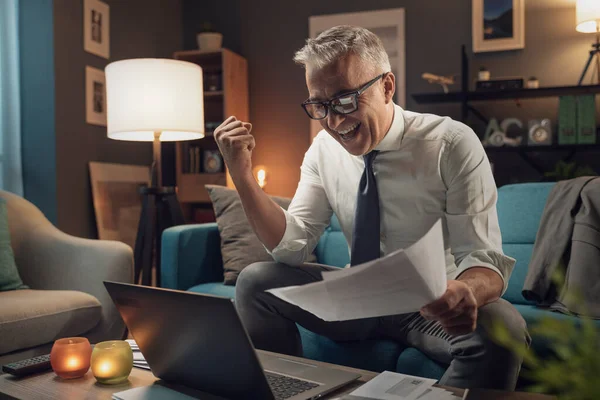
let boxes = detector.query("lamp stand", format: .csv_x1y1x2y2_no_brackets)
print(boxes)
578,32,600,85
133,132,185,286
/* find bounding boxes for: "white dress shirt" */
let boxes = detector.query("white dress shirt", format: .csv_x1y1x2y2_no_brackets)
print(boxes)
269,104,515,293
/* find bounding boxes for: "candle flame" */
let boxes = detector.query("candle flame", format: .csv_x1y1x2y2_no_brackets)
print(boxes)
67,357,80,369
99,361,112,374
257,169,266,188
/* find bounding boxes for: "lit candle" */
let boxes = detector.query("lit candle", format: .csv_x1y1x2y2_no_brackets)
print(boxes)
50,337,92,379
91,340,133,385
253,165,268,189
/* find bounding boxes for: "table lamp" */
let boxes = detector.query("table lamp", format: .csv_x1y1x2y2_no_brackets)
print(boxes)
105,58,204,285
576,0,600,85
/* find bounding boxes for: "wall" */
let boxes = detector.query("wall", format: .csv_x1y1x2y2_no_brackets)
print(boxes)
183,0,595,196
53,0,184,238
19,0,57,223
182,0,241,55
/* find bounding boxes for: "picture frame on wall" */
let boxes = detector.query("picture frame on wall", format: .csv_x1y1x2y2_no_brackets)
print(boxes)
85,66,107,126
308,8,405,141
84,0,110,59
472,0,524,53
89,162,150,252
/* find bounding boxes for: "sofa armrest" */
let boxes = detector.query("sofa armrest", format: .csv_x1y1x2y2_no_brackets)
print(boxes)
16,225,133,343
161,223,224,290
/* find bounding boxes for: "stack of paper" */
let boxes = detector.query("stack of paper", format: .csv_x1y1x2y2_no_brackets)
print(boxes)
127,339,151,370
267,220,448,321
346,371,461,400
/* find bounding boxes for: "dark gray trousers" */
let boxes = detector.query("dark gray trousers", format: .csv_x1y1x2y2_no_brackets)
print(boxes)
235,262,530,390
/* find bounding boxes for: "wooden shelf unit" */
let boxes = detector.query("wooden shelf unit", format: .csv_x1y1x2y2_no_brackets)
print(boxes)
413,84,600,104
484,143,600,153
173,48,249,204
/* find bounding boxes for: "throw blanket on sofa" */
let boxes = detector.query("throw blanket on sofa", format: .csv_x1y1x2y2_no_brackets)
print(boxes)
523,176,600,318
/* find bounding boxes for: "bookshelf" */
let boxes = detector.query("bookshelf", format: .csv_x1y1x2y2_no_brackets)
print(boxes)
173,48,249,204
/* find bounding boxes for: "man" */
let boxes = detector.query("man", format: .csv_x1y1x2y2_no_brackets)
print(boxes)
214,25,529,390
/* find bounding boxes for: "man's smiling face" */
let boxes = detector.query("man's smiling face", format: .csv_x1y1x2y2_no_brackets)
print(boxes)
305,53,395,156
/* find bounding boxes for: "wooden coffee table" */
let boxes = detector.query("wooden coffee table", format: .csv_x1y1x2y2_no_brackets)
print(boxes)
0,350,462,399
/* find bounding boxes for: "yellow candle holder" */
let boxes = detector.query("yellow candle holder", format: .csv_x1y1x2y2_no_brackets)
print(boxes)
91,340,133,385
50,337,92,379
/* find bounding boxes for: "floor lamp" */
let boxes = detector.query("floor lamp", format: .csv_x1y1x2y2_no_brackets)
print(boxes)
576,0,600,85
105,59,205,286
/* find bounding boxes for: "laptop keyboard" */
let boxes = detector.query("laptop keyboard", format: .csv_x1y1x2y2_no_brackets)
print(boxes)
266,372,320,399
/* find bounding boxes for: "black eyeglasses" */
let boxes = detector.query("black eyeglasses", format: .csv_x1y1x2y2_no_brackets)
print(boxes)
301,73,386,120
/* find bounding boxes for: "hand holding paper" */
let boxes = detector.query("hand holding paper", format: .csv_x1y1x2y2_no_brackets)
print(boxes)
267,219,447,321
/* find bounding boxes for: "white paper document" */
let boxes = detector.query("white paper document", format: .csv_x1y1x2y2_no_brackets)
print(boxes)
339,371,459,400
127,339,151,370
267,219,447,321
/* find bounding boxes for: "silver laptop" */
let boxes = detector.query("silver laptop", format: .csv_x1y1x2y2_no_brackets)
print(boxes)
104,281,360,400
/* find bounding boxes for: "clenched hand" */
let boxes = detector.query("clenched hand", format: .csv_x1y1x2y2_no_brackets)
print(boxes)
214,116,254,180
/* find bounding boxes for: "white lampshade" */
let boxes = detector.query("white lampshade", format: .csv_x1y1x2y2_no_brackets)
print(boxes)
576,0,600,33
105,58,204,141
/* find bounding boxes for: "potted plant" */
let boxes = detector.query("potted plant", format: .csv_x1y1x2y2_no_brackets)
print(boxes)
489,269,600,399
196,22,222,52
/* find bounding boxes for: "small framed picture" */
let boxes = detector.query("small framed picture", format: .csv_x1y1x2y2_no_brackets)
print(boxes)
202,150,224,173
84,0,110,59
86,66,107,126
472,0,524,53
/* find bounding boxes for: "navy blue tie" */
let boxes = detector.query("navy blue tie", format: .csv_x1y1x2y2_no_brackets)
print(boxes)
350,150,380,266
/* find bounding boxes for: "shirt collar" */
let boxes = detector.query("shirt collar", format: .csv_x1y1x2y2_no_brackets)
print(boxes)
374,103,405,152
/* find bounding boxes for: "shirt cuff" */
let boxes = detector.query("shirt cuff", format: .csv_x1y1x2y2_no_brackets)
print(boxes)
265,207,309,265
452,250,516,295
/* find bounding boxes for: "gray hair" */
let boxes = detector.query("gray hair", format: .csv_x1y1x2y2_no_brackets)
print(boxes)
293,25,391,73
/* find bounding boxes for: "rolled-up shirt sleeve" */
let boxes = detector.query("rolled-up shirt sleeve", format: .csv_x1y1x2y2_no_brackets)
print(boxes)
442,127,515,295
267,138,333,265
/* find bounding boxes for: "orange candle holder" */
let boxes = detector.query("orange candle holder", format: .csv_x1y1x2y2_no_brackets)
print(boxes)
91,340,133,385
50,337,92,379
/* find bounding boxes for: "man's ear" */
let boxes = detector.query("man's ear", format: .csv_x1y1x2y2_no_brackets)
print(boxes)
383,72,396,103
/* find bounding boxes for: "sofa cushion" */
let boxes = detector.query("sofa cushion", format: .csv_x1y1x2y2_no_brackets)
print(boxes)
513,304,600,360
497,183,553,244
0,198,27,292
502,244,536,305
188,282,236,299
206,185,316,285
0,289,102,355
315,216,350,267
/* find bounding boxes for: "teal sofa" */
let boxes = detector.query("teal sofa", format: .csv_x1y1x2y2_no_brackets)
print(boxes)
161,182,595,382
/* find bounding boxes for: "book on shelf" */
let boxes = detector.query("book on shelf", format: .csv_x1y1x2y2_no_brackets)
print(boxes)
187,146,202,174
577,95,597,144
558,96,577,145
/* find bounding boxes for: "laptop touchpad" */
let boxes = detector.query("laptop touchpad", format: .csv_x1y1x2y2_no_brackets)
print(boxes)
265,357,318,376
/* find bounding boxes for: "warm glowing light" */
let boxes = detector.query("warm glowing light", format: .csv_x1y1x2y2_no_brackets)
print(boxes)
105,59,205,142
257,169,266,187
576,0,600,33
66,357,80,369
99,361,113,374
253,165,268,189
50,337,92,379
91,340,133,385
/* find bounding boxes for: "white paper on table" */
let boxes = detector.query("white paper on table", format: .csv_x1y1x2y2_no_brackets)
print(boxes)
350,371,437,400
267,219,447,321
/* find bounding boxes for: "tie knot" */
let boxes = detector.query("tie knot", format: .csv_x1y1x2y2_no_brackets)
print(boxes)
363,151,379,167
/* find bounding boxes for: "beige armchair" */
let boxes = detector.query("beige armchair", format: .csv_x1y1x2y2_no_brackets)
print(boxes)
0,190,133,365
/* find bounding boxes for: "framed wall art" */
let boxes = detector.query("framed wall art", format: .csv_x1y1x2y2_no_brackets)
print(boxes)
85,66,107,126
84,0,110,59
472,0,525,53
89,162,150,251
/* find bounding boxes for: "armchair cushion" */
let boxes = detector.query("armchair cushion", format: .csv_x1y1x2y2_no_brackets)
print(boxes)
0,289,102,355
0,199,27,291
206,185,315,285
